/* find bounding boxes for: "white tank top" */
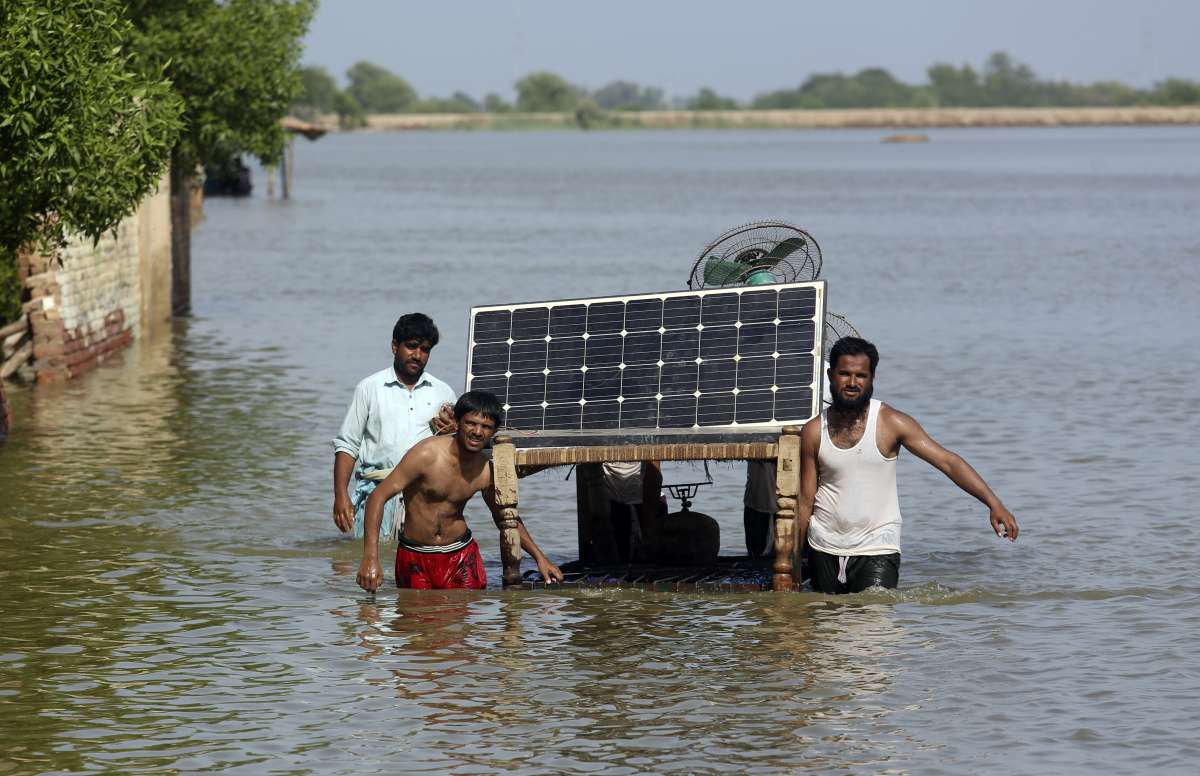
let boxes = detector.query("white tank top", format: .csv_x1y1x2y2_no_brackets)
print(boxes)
808,399,903,556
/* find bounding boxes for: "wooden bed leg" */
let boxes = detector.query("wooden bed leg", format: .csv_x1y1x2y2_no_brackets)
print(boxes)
773,426,802,592
492,435,523,588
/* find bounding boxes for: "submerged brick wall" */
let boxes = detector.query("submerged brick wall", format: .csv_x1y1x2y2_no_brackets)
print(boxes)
16,175,172,382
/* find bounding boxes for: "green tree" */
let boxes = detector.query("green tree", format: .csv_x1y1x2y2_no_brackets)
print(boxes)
592,80,666,111
333,90,367,128
126,0,314,314
1149,78,1200,105
345,61,417,113
294,65,339,116
413,91,481,113
686,87,739,110
927,62,982,106
483,93,512,113
1,0,183,323
515,71,584,112
981,51,1038,106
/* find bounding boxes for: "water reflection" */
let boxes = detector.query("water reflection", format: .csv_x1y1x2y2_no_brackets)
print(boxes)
330,589,911,773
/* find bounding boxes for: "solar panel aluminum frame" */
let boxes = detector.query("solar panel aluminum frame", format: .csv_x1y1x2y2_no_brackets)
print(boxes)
466,281,825,448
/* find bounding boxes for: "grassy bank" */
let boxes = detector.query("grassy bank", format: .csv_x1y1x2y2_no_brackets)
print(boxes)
322,106,1200,132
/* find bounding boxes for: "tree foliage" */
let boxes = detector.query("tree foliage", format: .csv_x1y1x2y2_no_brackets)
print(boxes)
515,71,584,112
126,0,315,170
294,65,339,115
346,60,416,113
592,80,665,111
1,0,184,322
686,87,739,110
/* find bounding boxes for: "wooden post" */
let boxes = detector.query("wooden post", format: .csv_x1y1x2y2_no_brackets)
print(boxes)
491,435,524,587
279,137,293,200
169,159,192,316
773,426,802,592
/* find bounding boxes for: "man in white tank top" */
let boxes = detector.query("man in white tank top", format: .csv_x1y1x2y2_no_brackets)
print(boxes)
796,337,1019,594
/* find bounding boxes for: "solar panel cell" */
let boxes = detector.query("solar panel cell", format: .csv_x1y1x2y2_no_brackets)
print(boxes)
658,394,697,427
583,367,621,401
701,294,739,326
509,340,547,372
697,392,735,425
661,328,699,362
620,364,659,397
735,389,775,423
663,295,700,329
549,304,587,337
586,301,624,334
623,331,662,364
624,298,663,331
739,289,778,322
544,402,582,428
511,306,549,340
584,334,622,367
699,358,736,392
473,310,511,342
737,322,777,357
548,336,585,369
620,398,658,427
660,362,698,395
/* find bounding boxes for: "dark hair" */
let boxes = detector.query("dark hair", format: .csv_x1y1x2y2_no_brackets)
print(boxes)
828,336,879,374
392,313,439,348
454,390,503,425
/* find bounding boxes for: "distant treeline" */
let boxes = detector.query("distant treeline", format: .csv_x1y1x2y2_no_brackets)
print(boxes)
294,51,1200,127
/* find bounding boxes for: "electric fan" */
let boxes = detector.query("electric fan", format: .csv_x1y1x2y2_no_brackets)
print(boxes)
686,220,822,290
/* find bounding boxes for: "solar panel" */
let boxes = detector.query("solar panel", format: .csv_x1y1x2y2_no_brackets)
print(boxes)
466,281,825,441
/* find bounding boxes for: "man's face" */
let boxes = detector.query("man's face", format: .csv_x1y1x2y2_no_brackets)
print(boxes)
828,353,874,412
392,338,433,383
456,411,497,453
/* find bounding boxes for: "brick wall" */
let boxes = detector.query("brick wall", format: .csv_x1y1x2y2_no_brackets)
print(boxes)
15,173,172,382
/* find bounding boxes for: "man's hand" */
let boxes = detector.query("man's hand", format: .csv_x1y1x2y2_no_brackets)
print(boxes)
333,492,355,534
430,403,457,435
990,505,1019,542
356,555,384,592
536,556,564,584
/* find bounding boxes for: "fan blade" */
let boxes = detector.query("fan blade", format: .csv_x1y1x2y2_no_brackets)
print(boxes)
701,256,747,286
764,236,808,263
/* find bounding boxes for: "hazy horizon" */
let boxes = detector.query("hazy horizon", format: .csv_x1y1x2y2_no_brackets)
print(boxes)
303,0,1199,100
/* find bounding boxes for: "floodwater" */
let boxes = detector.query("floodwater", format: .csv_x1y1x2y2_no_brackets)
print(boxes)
2,127,1199,774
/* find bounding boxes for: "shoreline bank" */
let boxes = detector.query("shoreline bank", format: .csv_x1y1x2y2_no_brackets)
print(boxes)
308,106,1200,132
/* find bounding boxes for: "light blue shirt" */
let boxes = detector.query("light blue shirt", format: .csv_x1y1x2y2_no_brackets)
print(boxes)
333,366,458,474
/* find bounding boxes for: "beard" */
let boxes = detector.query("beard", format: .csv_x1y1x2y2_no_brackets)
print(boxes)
831,382,873,413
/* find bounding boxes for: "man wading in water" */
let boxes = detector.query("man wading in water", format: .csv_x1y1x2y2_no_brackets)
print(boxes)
333,313,457,541
356,390,564,591
797,337,1019,594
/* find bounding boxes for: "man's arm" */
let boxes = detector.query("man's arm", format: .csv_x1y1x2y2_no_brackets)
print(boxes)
332,382,369,533
793,419,821,558
482,482,564,583
356,444,428,592
887,406,1019,541
333,452,356,533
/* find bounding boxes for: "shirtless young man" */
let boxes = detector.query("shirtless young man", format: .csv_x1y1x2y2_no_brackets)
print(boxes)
356,390,564,592
796,337,1019,594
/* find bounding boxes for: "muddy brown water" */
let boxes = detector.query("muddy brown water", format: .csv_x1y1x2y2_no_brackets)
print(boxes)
2,127,1199,774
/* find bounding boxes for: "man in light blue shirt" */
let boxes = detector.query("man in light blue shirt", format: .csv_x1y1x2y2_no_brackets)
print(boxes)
333,313,458,539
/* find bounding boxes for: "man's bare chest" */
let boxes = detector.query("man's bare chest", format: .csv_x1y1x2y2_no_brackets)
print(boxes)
417,470,487,505
828,419,868,450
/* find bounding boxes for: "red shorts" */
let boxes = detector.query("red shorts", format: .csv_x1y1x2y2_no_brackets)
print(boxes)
395,530,487,590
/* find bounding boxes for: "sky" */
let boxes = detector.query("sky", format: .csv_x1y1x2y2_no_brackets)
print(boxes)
303,0,1199,101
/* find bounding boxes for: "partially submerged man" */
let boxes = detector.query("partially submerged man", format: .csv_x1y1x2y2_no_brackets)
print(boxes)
333,313,457,540
797,337,1019,594
356,390,564,591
